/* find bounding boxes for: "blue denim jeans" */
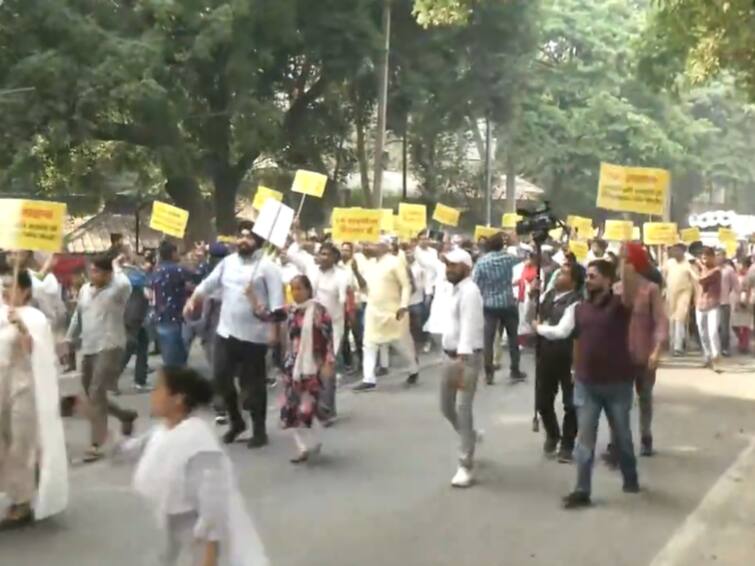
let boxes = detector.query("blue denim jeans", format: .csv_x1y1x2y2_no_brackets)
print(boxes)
573,380,638,495
157,322,189,366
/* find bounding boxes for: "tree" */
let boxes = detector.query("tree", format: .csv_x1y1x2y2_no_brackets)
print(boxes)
0,0,381,237
511,0,718,218
642,0,755,100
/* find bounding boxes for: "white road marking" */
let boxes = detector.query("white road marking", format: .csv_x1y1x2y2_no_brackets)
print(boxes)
648,435,755,566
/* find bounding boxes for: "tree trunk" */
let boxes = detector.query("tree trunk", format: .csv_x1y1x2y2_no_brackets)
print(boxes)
212,164,240,236
164,176,212,244
355,115,373,206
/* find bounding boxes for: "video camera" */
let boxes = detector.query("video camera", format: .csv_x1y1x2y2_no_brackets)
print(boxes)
515,201,562,243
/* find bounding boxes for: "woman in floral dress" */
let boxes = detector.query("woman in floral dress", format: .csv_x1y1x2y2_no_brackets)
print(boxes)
280,275,335,464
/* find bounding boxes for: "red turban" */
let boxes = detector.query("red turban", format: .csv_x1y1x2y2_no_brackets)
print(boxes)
625,242,650,274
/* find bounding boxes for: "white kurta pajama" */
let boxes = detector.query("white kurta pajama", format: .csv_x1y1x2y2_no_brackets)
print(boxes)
0,305,68,520
362,254,418,384
120,415,269,566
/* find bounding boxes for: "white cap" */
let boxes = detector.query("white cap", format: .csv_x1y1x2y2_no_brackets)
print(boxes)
443,248,473,268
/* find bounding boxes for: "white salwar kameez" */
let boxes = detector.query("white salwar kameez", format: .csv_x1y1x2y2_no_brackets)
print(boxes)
120,415,269,566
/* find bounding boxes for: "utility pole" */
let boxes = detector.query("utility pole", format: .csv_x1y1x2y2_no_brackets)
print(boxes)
373,0,391,208
484,113,492,226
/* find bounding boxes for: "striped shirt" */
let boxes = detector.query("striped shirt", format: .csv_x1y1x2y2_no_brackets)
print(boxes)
472,251,518,309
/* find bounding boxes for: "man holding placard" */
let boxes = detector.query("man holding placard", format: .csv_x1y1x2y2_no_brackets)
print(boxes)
186,220,285,448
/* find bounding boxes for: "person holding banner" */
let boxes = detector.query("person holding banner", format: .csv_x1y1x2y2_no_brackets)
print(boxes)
353,238,419,392
186,221,285,449
65,253,137,463
663,243,696,356
0,268,68,529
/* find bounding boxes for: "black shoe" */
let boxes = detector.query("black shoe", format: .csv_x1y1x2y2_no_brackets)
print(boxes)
640,436,654,457
405,373,419,386
562,491,591,509
543,437,559,457
510,370,527,382
222,423,247,444
353,382,376,393
247,434,268,449
0,504,34,531
623,481,640,494
557,448,574,463
485,374,494,386
121,411,138,437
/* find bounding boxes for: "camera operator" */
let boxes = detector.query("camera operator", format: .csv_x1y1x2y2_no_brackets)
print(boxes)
526,263,583,463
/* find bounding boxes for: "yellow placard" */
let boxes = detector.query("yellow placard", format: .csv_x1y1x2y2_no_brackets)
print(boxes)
393,215,412,241
433,203,460,227
252,186,283,211
380,209,394,232
398,203,427,234
567,215,594,239
568,240,589,263
725,240,739,258
679,227,701,244
632,226,641,241
291,169,328,198
597,162,670,216
0,199,66,253
331,208,381,243
718,228,737,243
603,220,634,242
549,227,564,241
474,226,500,241
501,213,523,229
150,201,190,239
643,222,678,246
217,235,235,243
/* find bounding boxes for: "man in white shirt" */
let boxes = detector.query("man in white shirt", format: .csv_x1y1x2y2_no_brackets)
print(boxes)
405,244,427,351
527,262,582,463
440,249,484,488
65,253,136,462
186,220,285,449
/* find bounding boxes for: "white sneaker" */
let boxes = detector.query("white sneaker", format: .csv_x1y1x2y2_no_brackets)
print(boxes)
451,466,474,488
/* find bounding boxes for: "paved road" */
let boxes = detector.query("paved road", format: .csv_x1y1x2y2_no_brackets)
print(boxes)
2,351,755,565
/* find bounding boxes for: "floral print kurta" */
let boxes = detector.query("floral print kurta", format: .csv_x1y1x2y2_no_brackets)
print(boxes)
279,302,335,429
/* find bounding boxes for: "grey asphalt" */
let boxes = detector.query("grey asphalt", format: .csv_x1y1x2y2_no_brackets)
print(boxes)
2,350,755,565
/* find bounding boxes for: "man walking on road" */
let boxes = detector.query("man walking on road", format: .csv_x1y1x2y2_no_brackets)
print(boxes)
440,249,484,488
66,253,137,463
186,221,285,448
472,232,526,385
563,258,639,509
353,238,418,392
528,263,582,463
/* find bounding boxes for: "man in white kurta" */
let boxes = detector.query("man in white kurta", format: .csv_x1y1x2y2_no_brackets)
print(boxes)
0,269,68,528
663,244,697,355
353,240,419,391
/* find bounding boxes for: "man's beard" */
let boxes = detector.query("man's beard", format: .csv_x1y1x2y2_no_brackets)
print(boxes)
238,245,254,257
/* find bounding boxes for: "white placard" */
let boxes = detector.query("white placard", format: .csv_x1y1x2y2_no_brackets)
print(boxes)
252,199,294,248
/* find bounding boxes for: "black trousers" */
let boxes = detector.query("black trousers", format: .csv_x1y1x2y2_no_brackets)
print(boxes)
214,335,268,436
535,350,577,450
483,306,520,376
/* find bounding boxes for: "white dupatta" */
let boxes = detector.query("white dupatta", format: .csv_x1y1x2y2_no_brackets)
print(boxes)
291,299,318,381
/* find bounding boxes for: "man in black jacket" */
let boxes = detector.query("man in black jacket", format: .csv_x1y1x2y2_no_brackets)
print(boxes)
529,262,583,462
